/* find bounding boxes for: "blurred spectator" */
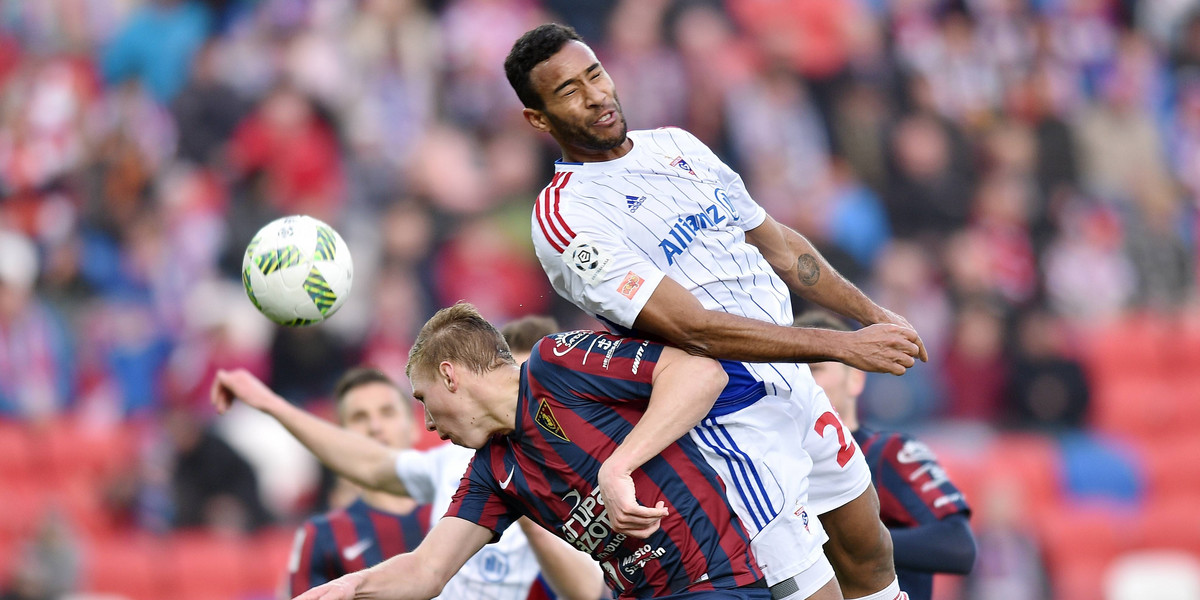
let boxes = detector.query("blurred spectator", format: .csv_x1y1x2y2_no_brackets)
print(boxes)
170,40,246,166
0,230,73,421
941,299,1009,423
725,64,831,226
1042,202,1136,322
228,83,344,221
0,513,80,600
886,111,975,240
430,216,552,323
165,405,272,532
601,0,686,131
100,0,212,104
963,479,1051,600
1005,309,1090,430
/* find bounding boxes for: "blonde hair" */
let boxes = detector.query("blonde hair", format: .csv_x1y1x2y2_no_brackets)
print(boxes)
406,302,515,382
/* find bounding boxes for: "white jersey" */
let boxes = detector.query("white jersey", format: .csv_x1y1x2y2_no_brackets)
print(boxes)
394,444,538,600
532,127,819,409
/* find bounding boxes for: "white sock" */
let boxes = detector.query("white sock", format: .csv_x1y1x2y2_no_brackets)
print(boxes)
846,577,906,600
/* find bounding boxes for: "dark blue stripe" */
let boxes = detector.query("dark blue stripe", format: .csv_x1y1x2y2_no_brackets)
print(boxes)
693,423,767,530
711,422,778,519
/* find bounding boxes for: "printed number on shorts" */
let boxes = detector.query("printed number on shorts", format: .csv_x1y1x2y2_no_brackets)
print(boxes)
814,411,856,467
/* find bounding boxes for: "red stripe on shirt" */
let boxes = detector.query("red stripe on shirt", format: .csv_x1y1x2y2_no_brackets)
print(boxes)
552,171,576,238
536,172,573,252
327,511,368,573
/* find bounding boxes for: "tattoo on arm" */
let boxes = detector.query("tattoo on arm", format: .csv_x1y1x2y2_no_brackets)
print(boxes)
797,254,820,286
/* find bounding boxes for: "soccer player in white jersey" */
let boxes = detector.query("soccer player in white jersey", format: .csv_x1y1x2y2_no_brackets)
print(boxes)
209,365,605,600
505,24,927,600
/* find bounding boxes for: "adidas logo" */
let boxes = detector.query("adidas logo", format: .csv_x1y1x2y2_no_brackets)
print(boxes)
625,195,646,213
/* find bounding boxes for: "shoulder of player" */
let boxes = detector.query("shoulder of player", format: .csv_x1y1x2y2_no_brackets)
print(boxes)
874,430,943,468
530,172,617,253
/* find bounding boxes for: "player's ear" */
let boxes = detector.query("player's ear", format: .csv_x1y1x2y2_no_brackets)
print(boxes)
439,361,457,392
523,107,551,133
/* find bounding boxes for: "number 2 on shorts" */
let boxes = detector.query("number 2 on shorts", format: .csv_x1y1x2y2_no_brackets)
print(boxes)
813,411,856,467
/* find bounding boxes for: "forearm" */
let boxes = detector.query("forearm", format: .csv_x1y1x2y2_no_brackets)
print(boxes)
889,515,976,575
610,353,726,471
636,303,850,363
777,232,886,326
519,519,606,600
267,401,406,495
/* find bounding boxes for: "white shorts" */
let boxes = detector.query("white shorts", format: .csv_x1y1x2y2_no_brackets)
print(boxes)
801,386,873,516
689,393,833,594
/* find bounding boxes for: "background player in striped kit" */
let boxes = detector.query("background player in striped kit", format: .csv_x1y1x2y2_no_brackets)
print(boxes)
211,367,606,599
796,312,975,600
507,23,923,600
289,302,777,600
287,368,432,596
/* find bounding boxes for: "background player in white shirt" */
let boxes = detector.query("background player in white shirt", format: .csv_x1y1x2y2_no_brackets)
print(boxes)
505,24,926,600
210,360,605,600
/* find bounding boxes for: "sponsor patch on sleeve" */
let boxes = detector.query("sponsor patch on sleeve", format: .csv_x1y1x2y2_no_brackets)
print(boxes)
617,271,645,300
563,236,611,285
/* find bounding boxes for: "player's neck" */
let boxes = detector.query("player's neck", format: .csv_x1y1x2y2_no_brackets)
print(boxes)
359,488,419,515
559,136,634,163
478,365,522,437
842,399,861,431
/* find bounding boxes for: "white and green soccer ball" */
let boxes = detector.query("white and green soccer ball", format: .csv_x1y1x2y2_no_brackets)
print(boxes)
241,215,353,326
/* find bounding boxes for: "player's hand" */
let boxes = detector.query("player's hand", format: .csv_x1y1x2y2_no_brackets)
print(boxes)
293,572,364,600
873,307,928,362
210,368,284,415
842,324,922,376
597,459,668,538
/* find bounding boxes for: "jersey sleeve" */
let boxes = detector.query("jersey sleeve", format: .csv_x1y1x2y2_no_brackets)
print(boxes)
872,433,971,526
444,449,519,542
669,129,766,231
532,182,667,329
394,448,443,505
286,520,328,596
529,333,664,407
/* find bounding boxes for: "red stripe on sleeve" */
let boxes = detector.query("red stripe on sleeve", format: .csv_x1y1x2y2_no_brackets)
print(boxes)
537,173,574,252
552,172,576,237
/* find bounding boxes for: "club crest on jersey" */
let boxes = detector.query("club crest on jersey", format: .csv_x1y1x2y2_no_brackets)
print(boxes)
536,399,570,442
563,236,611,285
670,156,696,176
624,195,646,213
617,271,645,300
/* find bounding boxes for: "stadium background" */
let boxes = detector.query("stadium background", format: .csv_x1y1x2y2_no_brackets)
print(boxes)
0,0,1198,598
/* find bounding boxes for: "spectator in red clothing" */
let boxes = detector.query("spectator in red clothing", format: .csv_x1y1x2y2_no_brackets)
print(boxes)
228,83,344,221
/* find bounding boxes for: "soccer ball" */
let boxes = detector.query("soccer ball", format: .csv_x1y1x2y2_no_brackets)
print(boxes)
241,215,353,326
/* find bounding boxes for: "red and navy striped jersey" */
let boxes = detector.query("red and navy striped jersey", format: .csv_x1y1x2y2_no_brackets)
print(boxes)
447,331,764,599
286,498,432,596
854,427,972,600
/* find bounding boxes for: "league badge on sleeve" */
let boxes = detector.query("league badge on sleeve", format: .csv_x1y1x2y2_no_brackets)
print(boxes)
563,236,611,285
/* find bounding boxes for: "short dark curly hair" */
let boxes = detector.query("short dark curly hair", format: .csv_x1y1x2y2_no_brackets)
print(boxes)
505,23,584,110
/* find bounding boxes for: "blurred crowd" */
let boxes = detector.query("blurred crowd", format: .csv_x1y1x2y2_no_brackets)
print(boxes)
0,0,1198,597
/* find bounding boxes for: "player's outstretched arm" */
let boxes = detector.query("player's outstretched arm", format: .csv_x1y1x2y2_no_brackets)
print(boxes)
210,369,408,496
597,347,727,537
518,518,606,600
633,277,920,375
888,513,976,574
293,517,492,600
744,213,928,362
